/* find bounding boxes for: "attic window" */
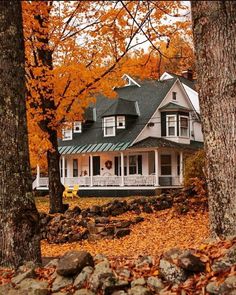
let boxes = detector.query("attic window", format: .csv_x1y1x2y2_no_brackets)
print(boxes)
117,116,125,129
62,123,72,140
172,92,177,100
74,121,82,133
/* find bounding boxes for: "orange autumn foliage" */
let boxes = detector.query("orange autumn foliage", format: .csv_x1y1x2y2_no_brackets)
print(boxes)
22,1,192,170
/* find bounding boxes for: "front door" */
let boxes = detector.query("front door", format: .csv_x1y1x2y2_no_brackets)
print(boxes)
93,156,100,175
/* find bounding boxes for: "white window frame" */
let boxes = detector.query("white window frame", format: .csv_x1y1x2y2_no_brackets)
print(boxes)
117,116,125,129
166,115,177,137
172,91,177,101
62,123,72,141
179,115,189,138
74,121,82,133
103,116,115,137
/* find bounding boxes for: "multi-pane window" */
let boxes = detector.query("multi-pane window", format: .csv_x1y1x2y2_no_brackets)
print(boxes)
166,115,176,136
64,159,68,177
73,159,78,177
179,116,189,137
104,117,115,137
74,121,82,133
161,155,172,175
117,116,125,129
129,155,137,175
62,123,72,140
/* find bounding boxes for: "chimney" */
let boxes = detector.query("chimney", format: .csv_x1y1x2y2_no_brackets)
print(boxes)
182,69,193,80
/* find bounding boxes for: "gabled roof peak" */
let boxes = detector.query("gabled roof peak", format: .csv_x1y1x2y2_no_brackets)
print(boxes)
122,74,141,87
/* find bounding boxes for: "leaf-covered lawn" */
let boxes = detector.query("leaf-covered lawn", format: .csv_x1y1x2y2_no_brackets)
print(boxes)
36,196,209,259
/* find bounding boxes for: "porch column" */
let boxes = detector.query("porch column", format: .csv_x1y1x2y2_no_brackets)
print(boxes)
36,164,40,188
154,149,159,186
90,155,93,186
62,156,65,185
120,151,124,186
180,151,183,184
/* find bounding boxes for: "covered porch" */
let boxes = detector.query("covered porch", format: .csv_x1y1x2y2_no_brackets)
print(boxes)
33,141,186,191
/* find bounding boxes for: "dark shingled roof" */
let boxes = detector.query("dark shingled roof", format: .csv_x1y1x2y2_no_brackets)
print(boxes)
101,97,139,117
58,78,177,147
131,137,203,151
159,102,190,111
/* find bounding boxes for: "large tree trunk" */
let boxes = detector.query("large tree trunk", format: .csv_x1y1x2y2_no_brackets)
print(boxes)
33,4,65,213
47,128,65,214
0,1,41,268
191,1,236,237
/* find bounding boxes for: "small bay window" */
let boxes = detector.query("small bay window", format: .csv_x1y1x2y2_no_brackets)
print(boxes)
179,116,189,137
166,115,177,136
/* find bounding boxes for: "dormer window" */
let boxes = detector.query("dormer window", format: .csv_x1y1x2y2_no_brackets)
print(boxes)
62,123,72,140
103,116,115,137
117,116,125,129
179,116,189,137
172,92,177,100
74,121,82,133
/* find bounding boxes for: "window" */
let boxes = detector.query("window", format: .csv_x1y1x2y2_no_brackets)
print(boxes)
166,115,177,136
73,159,78,177
117,116,125,129
62,123,72,140
74,121,82,133
161,155,172,175
179,116,189,137
172,92,177,100
177,154,180,175
64,159,68,177
103,117,115,137
129,155,137,175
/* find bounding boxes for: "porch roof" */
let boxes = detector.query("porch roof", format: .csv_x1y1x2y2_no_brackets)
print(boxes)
130,137,203,151
58,141,131,155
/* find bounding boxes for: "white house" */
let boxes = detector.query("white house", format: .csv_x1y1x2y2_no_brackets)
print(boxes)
33,71,203,196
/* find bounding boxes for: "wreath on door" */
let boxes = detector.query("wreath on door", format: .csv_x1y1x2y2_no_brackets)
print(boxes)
105,160,112,170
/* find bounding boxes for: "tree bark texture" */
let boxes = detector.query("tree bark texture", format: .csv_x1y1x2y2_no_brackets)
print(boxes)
191,1,236,237
0,1,41,267
34,7,65,214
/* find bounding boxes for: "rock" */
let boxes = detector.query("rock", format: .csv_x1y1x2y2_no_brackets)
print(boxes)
115,228,131,238
212,244,236,272
178,251,205,273
88,260,114,292
133,217,144,224
74,266,94,289
18,278,49,295
57,250,94,276
159,258,187,284
206,281,220,294
94,253,109,263
51,275,73,292
142,205,153,214
74,289,95,295
147,276,164,292
219,276,236,294
117,269,131,279
135,256,153,268
44,258,59,268
12,268,35,285
131,277,146,287
128,286,152,295
116,221,132,228
112,291,127,295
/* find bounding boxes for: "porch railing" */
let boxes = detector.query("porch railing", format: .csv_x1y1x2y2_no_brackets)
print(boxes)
33,175,181,189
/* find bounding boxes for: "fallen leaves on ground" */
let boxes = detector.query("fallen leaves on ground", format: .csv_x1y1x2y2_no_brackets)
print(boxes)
41,208,209,259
